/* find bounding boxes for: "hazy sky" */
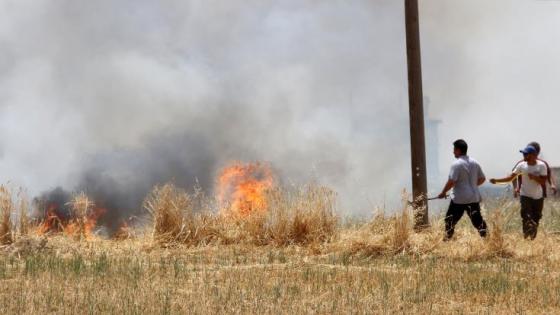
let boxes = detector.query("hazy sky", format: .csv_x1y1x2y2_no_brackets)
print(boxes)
1,0,559,215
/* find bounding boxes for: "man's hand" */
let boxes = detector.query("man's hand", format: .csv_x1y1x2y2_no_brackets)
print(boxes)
490,178,497,184
438,179,454,200
528,173,547,185
552,185,558,196
514,187,520,198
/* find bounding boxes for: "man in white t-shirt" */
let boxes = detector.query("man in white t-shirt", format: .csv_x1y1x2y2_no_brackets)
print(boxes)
490,145,548,239
511,141,557,198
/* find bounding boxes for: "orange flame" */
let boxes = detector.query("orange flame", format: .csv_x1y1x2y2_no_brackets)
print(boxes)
39,203,65,234
113,221,133,240
217,162,275,217
37,204,106,238
63,207,106,238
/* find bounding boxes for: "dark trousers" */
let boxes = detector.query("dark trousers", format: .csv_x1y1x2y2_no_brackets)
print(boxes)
444,201,487,239
520,196,544,240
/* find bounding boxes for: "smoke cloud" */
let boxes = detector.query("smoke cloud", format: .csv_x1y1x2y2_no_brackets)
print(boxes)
1,0,560,222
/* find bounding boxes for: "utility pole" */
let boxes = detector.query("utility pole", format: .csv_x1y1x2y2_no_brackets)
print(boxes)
404,0,429,229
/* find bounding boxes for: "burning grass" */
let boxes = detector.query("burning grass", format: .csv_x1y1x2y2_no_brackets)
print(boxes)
143,161,337,247
31,190,108,239
145,182,338,247
65,193,95,240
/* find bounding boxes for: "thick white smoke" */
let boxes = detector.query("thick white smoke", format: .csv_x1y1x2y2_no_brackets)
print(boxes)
1,0,559,217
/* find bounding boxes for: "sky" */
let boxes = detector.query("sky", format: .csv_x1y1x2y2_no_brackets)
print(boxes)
0,0,559,216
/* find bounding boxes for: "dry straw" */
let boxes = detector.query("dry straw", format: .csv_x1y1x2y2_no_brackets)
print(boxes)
4,181,560,314
17,191,30,237
483,207,514,258
144,183,190,244
145,182,338,247
69,192,94,240
339,191,414,258
0,185,14,245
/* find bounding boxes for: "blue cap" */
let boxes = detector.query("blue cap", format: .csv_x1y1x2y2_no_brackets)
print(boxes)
520,145,537,155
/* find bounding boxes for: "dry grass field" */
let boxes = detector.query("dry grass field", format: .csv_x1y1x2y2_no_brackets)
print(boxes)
2,182,560,314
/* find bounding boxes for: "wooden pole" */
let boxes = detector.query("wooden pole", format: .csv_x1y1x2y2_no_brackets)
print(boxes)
404,0,429,228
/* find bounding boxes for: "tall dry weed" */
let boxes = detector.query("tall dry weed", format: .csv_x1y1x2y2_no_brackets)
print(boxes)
144,183,223,245
144,184,190,244
207,184,338,246
0,186,14,245
17,190,30,236
145,183,338,247
346,204,412,257
484,208,514,258
391,206,411,253
69,192,94,240
264,185,338,246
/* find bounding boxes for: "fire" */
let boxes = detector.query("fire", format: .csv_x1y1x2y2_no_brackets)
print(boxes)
37,199,106,238
113,221,134,240
62,207,106,238
217,162,275,217
39,203,66,234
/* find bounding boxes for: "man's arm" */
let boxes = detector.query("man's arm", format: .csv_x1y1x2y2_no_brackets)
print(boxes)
512,177,521,197
490,173,518,184
542,159,557,195
438,179,454,199
528,164,548,186
528,173,547,186
439,164,458,199
477,164,486,186
512,160,523,197
477,177,486,186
